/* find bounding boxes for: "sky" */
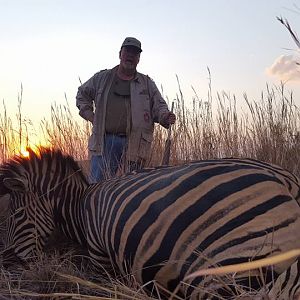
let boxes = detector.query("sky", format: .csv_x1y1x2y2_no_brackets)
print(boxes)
1,0,300,129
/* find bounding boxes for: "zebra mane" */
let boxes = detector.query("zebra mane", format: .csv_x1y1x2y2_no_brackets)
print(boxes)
0,147,88,195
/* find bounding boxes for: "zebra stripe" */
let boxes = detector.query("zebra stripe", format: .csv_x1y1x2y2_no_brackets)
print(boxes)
268,258,300,299
1,148,300,299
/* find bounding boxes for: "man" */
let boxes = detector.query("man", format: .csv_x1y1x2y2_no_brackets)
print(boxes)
76,37,176,183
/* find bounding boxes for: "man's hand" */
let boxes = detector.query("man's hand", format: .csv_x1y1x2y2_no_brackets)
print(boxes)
160,112,176,128
166,112,176,125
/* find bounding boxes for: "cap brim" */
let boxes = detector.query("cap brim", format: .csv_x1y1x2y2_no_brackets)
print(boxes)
122,45,142,52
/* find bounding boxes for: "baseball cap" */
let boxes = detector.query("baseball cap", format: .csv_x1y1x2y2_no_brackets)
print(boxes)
121,37,142,52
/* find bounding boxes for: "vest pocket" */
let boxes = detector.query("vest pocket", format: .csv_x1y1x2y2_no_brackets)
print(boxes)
138,131,153,159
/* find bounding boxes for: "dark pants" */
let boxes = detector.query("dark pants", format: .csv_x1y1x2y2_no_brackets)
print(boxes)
89,134,144,183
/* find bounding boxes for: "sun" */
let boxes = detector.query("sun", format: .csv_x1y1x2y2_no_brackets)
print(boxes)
19,147,30,158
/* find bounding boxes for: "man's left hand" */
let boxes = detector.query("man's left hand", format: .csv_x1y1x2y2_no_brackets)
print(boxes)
166,112,176,125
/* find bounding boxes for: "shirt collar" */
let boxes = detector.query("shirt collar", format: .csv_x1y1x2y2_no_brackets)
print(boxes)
113,65,140,83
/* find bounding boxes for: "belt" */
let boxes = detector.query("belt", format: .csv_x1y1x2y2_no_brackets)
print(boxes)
106,132,127,137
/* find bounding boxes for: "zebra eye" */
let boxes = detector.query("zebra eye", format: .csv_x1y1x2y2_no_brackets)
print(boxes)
14,206,26,214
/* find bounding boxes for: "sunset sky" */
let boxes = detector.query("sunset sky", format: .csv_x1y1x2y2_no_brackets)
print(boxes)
1,0,300,129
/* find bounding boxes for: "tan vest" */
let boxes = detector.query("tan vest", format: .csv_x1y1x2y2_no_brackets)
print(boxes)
76,66,170,162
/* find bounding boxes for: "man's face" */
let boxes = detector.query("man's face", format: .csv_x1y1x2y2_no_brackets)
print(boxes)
119,46,140,71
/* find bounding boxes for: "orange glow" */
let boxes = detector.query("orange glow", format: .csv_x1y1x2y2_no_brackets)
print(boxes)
18,141,51,159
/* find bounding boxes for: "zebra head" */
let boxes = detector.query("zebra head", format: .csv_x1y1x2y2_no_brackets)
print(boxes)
0,147,88,268
1,176,55,268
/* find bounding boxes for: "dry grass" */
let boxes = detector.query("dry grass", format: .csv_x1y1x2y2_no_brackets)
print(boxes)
0,253,156,299
1,81,300,174
151,81,300,175
1,81,300,298
40,100,91,161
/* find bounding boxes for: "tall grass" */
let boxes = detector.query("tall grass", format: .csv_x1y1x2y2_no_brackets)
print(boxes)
40,100,91,161
1,82,300,174
152,82,300,176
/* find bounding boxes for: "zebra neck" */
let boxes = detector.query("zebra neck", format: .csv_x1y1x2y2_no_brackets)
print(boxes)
52,181,88,247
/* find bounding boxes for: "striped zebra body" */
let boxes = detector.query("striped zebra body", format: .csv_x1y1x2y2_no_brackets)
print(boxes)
0,149,300,299
86,158,300,298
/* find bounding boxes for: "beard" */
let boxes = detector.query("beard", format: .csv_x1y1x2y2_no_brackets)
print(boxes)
121,61,137,75
124,60,136,69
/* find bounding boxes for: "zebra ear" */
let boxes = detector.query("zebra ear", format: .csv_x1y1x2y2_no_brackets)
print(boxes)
3,178,29,192
0,194,11,215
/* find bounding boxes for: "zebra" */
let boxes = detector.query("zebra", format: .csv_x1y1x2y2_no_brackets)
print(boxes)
0,147,300,299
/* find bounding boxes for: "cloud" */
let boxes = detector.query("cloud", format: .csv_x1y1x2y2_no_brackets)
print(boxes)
266,54,300,82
